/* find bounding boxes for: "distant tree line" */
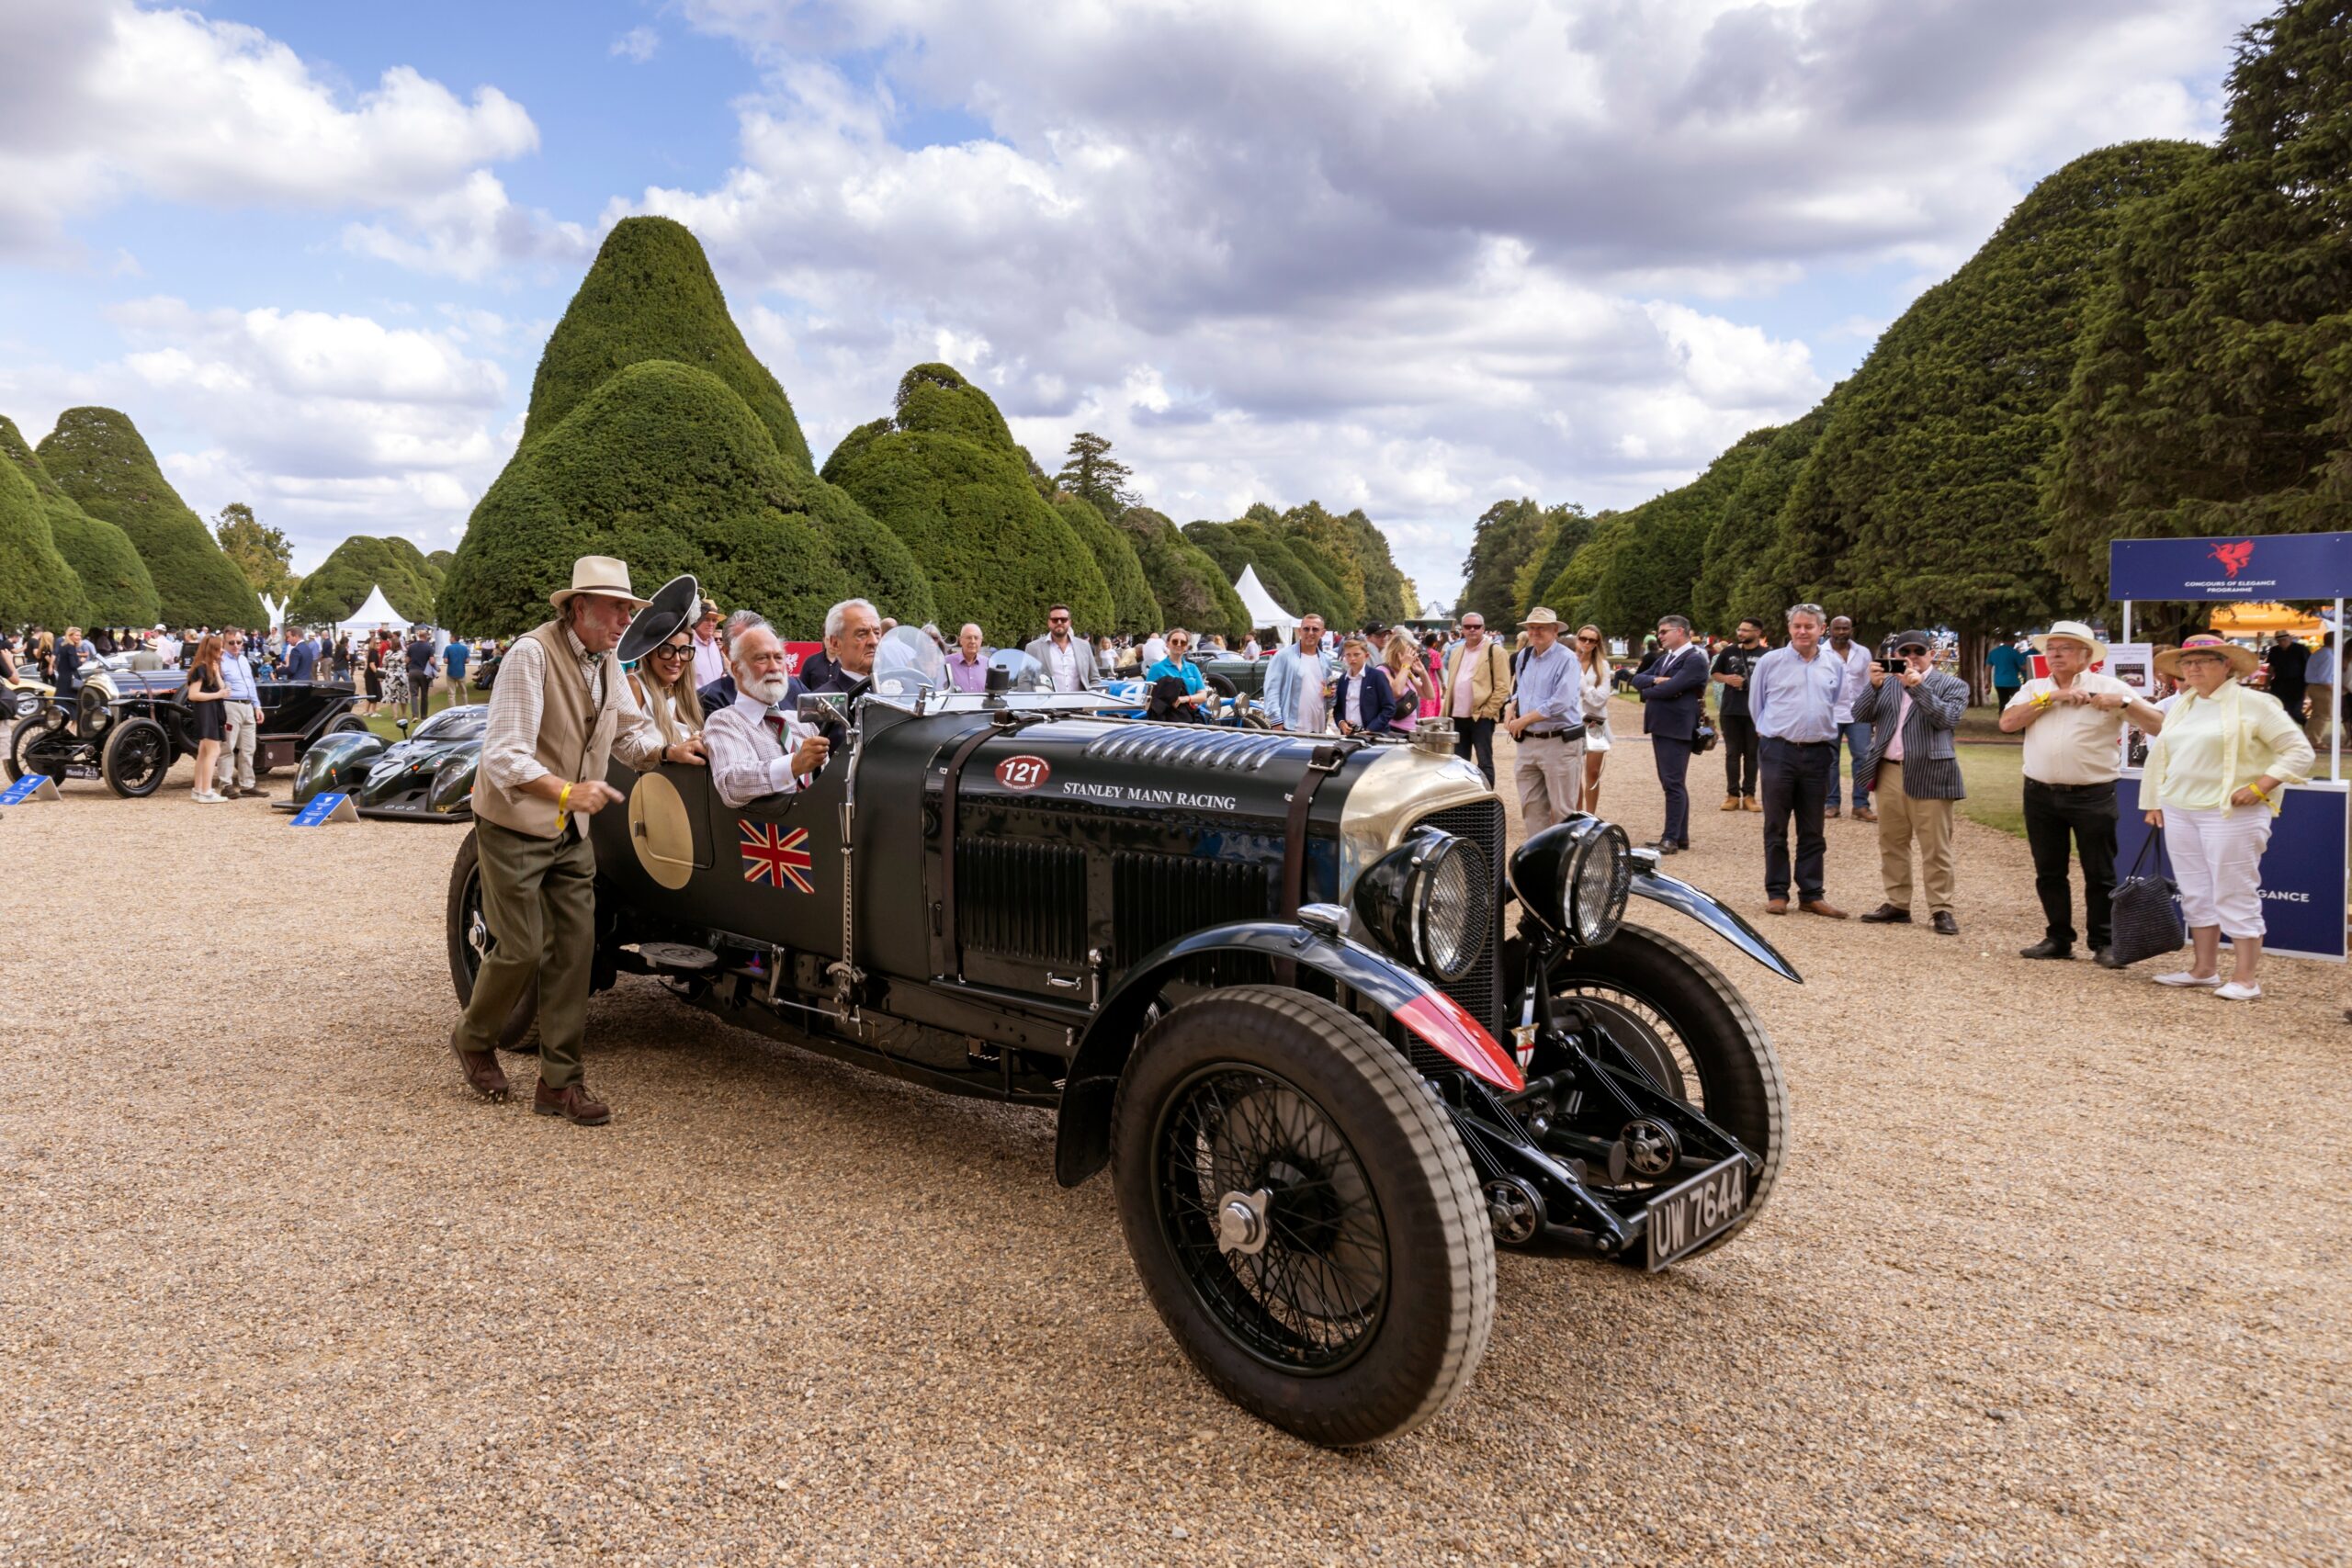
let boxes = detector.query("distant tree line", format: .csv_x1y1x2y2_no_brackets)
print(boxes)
1454,0,2345,667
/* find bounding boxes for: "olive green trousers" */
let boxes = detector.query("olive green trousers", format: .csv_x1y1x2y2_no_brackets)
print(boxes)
457,818,596,1088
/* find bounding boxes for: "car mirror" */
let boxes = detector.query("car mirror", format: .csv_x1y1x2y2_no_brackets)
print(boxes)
394,718,412,733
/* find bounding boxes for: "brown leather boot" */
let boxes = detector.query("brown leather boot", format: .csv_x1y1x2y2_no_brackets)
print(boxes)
1742,796,1762,811
1720,795,1741,811
535,1079,611,1125
450,1027,510,1100
1765,897,1789,915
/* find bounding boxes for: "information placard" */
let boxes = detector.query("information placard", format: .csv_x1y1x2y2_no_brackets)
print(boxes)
2115,777,2348,962
0,773,60,804
289,791,358,826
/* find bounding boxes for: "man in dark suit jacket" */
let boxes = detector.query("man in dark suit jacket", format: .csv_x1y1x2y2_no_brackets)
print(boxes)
1852,630,1969,934
2265,632,2309,726
1628,615,1707,852
1332,636,1396,736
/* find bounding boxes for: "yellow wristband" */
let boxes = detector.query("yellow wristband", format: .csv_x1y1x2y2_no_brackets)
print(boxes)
558,782,572,813
2031,693,2053,710
2250,784,2271,805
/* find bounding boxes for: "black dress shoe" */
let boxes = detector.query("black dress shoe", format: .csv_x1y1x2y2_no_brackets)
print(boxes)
1857,903,1912,924
1647,840,1679,855
1931,911,1959,936
2093,947,2128,969
2018,939,2074,960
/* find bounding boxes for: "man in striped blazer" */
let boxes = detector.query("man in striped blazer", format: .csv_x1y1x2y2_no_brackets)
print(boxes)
1852,630,1970,934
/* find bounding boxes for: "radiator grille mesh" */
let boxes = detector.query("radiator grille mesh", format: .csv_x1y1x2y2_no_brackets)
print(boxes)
956,839,1087,964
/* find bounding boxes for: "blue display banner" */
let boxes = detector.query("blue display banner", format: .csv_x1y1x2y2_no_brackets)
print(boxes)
2109,534,2352,602
2115,779,2347,962
289,792,355,827
0,773,54,805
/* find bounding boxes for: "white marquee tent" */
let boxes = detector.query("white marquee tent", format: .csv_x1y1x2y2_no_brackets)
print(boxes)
1233,564,1298,636
335,584,412,634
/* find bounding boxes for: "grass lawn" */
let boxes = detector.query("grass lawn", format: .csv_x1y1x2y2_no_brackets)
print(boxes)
1955,744,2025,838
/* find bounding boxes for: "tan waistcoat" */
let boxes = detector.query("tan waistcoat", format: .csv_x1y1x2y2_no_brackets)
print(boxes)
471,620,622,839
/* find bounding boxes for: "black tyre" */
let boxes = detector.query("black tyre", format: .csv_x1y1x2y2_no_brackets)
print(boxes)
100,717,172,798
1552,921,1789,1258
330,716,371,736
444,828,541,1052
8,714,71,784
1111,986,1494,1447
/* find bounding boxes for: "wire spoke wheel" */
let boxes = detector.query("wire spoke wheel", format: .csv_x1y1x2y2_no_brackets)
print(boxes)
1156,1066,1387,1371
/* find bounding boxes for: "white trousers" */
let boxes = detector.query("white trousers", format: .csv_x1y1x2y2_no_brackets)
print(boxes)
2165,805,2273,939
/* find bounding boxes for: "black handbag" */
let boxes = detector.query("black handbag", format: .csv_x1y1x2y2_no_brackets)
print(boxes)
1691,716,1718,753
2109,828,2186,966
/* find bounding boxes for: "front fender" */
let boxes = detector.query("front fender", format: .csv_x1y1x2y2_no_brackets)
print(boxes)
1628,863,1802,984
1052,919,1521,1188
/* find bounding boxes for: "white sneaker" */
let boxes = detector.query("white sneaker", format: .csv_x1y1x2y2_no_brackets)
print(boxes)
191,790,222,804
2153,971,2223,987
2213,981,2262,1001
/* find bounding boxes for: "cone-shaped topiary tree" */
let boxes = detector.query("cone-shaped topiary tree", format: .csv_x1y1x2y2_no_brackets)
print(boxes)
287,535,445,625
1183,518,1349,626
1116,507,1250,641
1051,491,1161,634
822,364,1114,638
440,360,940,638
37,406,261,627
0,446,85,631
524,216,816,470
4,413,159,628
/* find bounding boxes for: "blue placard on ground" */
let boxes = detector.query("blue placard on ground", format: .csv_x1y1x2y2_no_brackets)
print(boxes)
290,792,358,826
0,773,59,804
2115,777,2348,962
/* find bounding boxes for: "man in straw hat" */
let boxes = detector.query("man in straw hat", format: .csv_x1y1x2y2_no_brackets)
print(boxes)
1503,607,1587,830
1998,619,2166,966
450,557,708,1124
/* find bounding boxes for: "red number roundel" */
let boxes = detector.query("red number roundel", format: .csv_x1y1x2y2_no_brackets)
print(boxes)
994,755,1051,791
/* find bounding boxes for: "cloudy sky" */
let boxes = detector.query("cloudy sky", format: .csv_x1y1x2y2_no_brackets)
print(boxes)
0,0,2268,604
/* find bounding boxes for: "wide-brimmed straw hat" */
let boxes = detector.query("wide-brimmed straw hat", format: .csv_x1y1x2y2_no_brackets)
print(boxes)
549,555,651,611
2154,634,2259,679
2030,619,2108,663
1521,606,1563,626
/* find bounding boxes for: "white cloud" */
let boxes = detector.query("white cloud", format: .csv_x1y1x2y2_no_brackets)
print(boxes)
611,26,661,62
0,1,551,272
0,299,526,570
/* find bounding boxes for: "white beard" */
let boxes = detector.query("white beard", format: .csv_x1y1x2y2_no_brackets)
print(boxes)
741,671,792,705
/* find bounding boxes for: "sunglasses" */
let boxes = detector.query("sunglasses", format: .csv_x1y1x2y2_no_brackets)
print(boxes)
652,642,691,658
1576,635,1598,644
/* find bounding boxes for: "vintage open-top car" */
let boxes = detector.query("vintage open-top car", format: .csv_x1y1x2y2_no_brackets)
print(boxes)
6,666,364,796
444,602,1796,1446
282,703,485,822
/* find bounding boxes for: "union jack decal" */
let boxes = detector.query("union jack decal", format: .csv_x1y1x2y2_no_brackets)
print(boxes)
738,820,815,894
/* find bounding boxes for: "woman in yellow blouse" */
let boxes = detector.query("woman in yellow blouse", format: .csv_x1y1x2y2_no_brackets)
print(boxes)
2139,635,2316,999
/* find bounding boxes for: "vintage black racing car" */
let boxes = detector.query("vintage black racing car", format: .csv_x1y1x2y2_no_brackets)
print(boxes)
6,667,364,796
281,703,484,822
444,592,1797,1446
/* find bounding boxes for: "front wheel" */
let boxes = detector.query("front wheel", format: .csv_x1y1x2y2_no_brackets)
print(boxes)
444,828,540,1052
8,714,70,783
1111,986,1495,1447
1552,921,1790,1258
101,717,171,797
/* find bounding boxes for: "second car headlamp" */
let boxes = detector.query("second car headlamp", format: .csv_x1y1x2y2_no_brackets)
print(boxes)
1351,828,1491,984
1509,817,1631,947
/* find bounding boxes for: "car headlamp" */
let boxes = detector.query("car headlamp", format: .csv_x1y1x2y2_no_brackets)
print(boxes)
427,750,479,814
1509,817,1631,946
1351,828,1491,984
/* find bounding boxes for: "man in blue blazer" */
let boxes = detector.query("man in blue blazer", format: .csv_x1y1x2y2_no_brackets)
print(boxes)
1628,615,1708,852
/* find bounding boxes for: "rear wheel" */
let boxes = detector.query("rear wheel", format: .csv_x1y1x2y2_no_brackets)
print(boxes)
444,828,541,1052
101,717,171,797
1111,986,1494,1447
8,714,71,784
1552,921,1789,1258
330,715,371,736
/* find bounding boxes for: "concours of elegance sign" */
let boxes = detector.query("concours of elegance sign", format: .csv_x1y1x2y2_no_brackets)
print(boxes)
2109,534,2352,602
2115,780,2349,963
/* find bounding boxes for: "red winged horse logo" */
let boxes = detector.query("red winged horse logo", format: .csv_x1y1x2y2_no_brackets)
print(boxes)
2210,539,2256,580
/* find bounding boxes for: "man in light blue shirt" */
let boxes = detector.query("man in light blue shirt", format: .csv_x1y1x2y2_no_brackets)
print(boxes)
1503,608,1586,829
215,629,270,799
1745,604,1848,917
1263,615,1337,733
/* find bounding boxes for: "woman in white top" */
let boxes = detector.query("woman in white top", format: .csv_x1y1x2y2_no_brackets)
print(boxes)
1574,623,1614,813
628,628,706,750
2138,635,2314,999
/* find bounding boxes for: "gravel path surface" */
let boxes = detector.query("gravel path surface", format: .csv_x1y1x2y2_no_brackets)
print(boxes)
3,744,2346,1566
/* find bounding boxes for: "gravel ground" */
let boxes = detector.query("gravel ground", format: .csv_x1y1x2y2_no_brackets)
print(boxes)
3,742,2346,1567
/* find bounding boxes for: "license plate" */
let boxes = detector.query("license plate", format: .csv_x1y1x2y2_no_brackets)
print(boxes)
1645,1155,1748,1270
